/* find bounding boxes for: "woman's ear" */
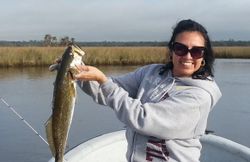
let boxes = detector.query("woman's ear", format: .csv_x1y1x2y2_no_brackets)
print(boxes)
201,59,206,67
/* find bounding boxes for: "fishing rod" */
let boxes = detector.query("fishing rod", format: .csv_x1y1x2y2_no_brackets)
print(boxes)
0,97,49,146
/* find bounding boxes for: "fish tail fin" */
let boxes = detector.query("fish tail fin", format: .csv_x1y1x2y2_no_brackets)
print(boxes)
45,116,56,157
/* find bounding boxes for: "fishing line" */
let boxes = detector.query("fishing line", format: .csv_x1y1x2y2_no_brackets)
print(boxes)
0,97,49,145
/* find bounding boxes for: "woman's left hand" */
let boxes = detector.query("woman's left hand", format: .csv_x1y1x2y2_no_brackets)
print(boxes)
75,65,108,84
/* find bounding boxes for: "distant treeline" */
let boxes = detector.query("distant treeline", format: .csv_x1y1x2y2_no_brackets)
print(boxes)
0,40,250,47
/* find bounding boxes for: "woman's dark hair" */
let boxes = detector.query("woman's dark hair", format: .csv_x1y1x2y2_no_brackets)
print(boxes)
160,19,214,79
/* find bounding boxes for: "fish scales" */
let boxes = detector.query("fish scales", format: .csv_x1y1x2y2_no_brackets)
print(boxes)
45,44,85,162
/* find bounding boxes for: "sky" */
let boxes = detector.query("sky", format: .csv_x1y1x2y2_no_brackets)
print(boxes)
1,0,250,41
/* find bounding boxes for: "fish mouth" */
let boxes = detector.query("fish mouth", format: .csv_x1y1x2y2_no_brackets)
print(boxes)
72,44,85,57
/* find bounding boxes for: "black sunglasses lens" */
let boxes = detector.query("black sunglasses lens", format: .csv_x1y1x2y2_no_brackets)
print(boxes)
190,48,204,59
172,43,188,56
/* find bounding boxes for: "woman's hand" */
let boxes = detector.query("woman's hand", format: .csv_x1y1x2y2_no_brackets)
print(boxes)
75,65,108,84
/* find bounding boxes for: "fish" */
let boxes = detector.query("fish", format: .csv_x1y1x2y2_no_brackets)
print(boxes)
45,44,85,162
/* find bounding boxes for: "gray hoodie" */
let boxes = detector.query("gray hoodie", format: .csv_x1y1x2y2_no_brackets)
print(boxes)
78,64,222,162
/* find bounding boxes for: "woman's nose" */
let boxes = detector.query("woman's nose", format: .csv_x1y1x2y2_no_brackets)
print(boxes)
184,51,193,58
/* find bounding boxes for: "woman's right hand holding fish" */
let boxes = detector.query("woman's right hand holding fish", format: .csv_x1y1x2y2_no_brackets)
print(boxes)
75,65,108,84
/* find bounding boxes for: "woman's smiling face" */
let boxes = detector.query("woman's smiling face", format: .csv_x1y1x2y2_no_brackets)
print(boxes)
172,31,205,77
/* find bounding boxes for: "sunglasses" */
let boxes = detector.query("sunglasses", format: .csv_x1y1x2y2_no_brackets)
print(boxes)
171,42,205,59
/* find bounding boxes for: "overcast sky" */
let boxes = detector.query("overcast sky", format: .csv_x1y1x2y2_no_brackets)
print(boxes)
1,0,250,41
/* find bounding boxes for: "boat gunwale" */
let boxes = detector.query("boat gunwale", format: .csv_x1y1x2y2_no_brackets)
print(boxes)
48,130,250,162
200,134,250,161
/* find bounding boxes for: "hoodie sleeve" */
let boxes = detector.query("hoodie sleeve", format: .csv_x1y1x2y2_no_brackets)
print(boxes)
100,79,213,140
77,65,148,105
77,80,108,105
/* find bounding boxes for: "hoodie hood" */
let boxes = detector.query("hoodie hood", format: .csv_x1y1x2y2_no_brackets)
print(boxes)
176,77,222,108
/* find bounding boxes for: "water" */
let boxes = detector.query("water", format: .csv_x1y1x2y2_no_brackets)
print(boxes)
0,59,250,162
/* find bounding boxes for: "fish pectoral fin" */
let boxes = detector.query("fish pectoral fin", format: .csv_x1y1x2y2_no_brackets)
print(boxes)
45,117,56,157
49,63,61,72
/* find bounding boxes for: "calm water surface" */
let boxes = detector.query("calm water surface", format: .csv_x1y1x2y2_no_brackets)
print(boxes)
0,59,250,162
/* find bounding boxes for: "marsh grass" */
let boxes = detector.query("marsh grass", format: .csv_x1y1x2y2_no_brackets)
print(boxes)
0,47,64,67
84,47,168,65
0,47,168,67
0,46,250,67
213,46,250,58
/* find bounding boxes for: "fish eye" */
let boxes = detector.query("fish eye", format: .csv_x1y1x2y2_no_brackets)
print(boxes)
69,52,74,56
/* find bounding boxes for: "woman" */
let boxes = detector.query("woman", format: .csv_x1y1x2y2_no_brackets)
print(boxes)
75,19,222,162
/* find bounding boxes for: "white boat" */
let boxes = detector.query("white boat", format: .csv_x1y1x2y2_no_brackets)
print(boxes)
48,130,250,162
